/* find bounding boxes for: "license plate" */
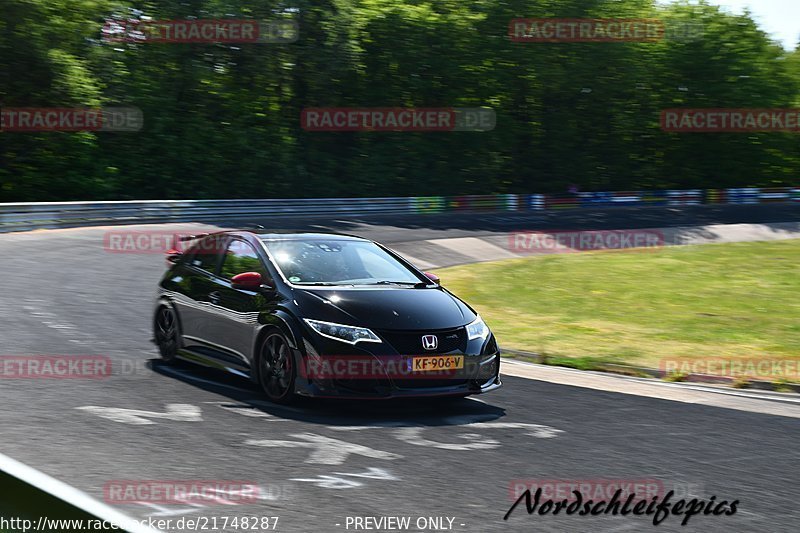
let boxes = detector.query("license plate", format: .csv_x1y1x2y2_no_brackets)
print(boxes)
411,355,464,372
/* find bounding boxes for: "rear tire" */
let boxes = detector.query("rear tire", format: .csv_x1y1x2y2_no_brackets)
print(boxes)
258,331,297,404
154,305,180,364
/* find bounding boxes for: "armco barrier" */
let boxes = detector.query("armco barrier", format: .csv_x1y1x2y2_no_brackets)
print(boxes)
447,194,517,211
412,196,447,213
759,187,794,203
528,194,545,210
640,190,669,206
0,198,415,232
705,189,727,204
667,189,703,205
727,188,760,204
544,194,580,209
0,187,797,233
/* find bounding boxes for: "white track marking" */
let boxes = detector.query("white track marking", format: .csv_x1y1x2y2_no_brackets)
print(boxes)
329,418,563,450
465,396,487,404
291,468,397,489
442,418,564,439
289,475,362,489
332,467,397,480
394,427,500,450
137,502,204,518
245,433,401,465
76,404,202,425
22,300,100,344
329,417,563,439
657,382,800,404
395,416,563,451
204,401,287,420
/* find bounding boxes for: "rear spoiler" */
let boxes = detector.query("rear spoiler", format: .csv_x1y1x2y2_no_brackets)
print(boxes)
178,233,211,242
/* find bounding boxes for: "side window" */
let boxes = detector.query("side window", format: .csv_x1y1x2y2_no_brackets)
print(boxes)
186,236,225,274
220,240,268,280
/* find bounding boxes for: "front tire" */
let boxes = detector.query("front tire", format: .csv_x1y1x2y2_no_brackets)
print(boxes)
258,331,297,404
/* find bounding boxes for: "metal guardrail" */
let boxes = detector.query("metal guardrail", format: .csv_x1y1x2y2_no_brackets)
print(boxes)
0,198,415,232
0,188,798,233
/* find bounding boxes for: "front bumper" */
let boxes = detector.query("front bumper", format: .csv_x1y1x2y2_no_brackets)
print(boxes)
294,350,502,399
293,322,502,399
297,376,502,399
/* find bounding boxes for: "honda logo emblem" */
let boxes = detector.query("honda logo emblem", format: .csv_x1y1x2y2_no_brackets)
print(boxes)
421,335,438,351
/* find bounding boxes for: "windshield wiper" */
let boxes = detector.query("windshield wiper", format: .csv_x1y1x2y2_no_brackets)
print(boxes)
293,282,348,286
373,281,429,288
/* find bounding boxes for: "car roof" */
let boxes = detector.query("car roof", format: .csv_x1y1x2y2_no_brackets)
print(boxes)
252,231,368,242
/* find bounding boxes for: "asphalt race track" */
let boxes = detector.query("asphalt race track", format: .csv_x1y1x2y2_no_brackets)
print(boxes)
1,205,799,532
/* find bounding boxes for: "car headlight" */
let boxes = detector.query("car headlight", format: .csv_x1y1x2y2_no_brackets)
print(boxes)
303,319,382,345
466,315,490,341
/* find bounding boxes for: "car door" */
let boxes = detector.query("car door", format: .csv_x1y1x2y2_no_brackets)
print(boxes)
204,238,278,371
171,235,227,353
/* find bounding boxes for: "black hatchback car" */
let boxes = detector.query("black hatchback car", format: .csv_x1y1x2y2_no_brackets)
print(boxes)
153,231,501,403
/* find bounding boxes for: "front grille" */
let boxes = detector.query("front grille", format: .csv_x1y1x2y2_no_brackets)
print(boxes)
334,378,392,394
396,378,468,389
376,327,467,354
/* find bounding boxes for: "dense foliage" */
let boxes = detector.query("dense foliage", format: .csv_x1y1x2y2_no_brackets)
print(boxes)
1,0,799,201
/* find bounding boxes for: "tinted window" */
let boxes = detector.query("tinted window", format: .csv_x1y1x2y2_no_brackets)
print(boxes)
220,240,268,280
263,239,422,286
186,235,225,274
354,246,419,282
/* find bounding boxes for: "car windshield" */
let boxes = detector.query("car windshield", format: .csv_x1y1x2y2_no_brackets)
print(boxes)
263,239,424,286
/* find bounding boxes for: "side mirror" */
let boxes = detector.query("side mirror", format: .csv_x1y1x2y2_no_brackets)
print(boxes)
231,272,264,291
424,271,440,285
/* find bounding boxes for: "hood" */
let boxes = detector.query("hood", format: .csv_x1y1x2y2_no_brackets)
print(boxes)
294,286,475,330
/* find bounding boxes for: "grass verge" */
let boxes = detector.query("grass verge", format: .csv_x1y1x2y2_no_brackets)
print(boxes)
438,239,800,381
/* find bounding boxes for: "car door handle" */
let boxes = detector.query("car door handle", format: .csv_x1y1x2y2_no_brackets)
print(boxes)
208,291,221,304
